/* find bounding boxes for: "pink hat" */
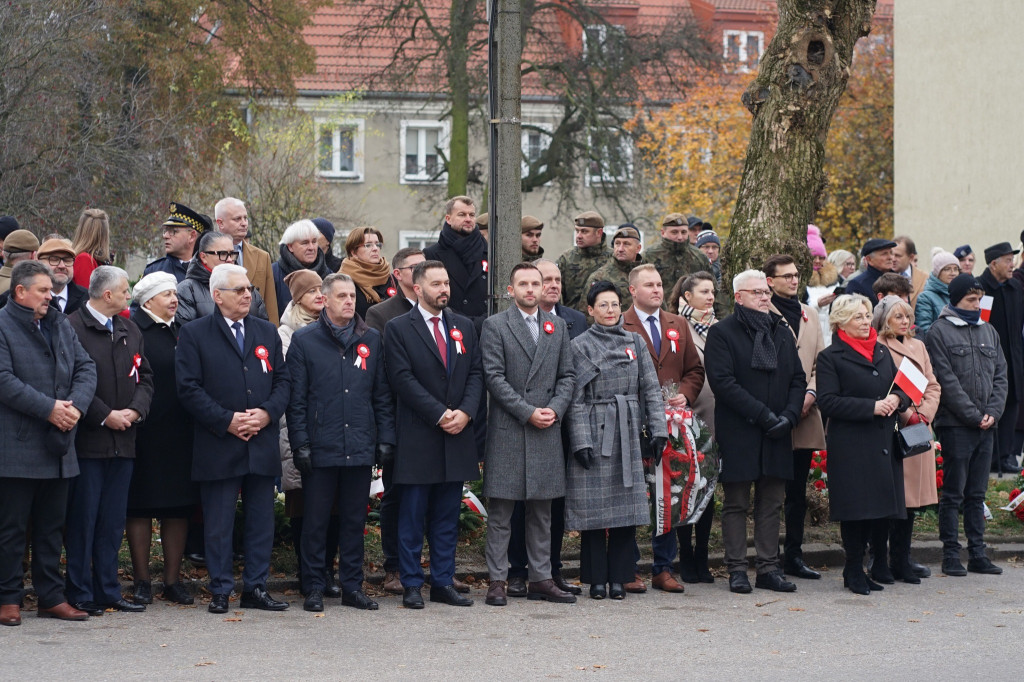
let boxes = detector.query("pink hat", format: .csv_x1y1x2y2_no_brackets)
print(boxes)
806,225,827,257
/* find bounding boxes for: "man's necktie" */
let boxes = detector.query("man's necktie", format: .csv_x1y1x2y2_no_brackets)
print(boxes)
232,321,244,354
430,316,448,368
648,315,661,356
527,316,539,343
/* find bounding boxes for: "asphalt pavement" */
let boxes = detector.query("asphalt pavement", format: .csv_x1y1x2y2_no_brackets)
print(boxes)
3,558,1022,681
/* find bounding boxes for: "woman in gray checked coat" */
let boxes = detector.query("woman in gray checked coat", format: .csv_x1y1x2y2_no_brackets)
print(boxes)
566,281,668,600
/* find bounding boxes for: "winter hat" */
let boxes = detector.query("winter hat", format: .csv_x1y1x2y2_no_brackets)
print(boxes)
0,216,20,240
806,224,827,257
948,273,984,306
285,269,323,304
930,247,959,278
695,230,720,248
132,272,178,308
311,217,335,244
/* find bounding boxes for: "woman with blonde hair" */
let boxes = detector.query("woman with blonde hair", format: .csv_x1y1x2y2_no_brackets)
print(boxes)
339,226,396,319
871,295,940,584
71,208,111,288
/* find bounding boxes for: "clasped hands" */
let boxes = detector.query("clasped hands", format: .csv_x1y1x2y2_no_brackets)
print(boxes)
438,409,470,435
873,394,901,417
104,408,140,431
48,400,81,432
228,408,271,441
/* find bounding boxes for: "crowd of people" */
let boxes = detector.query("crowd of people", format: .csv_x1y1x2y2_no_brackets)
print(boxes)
0,198,1016,627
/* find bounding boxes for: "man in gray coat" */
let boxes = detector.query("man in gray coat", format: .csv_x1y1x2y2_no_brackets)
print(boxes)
481,263,576,606
0,261,97,625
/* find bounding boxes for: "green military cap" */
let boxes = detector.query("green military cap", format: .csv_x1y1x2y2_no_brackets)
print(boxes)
476,212,489,229
521,215,544,233
612,224,642,242
573,211,604,229
662,212,687,227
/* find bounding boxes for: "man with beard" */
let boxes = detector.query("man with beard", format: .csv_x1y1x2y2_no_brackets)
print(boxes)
384,261,483,609
521,216,544,262
556,211,611,312
643,214,712,306
272,219,334,309
0,238,87,313
423,196,488,333
581,225,646,315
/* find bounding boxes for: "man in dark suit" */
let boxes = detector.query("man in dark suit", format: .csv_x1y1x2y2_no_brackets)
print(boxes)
623,264,705,593
176,263,291,613
364,246,424,595
38,238,87,314
66,266,154,615
384,260,483,609
505,259,586,597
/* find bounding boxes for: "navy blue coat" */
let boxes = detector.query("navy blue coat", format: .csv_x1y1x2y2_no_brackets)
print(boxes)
175,313,290,481
286,315,396,467
554,303,588,340
384,306,483,485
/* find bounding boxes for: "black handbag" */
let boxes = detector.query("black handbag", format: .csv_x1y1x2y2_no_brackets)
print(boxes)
897,420,932,459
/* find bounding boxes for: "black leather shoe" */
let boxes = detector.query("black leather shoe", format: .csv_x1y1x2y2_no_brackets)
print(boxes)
208,594,229,614
678,559,699,584
185,553,206,567
754,570,797,593
402,586,424,609
507,576,528,598
843,568,870,596
728,571,752,594
865,575,884,591
552,574,582,595
696,565,715,584
132,580,153,604
589,584,607,600
942,558,967,576
910,561,931,578
240,586,289,611
967,556,1003,575
784,558,821,580
869,563,895,585
162,582,194,605
101,598,146,612
429,584,473,606
71,601,105,617
303,589,324,612
324,581,342,599
342,590,379,610
608,583,625,600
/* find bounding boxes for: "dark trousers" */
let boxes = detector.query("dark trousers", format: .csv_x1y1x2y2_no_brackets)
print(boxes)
580,526,635,585
0,477,69,608
397,481,462,589
508,497,565,580
301,465,370,593
200,474,276,596
65,458,133,604
290,514,340,592
722,477,786,574
937,426,994,559
379,463,400,572
783,448,815,562
994,395,1019,471
651,501,714,575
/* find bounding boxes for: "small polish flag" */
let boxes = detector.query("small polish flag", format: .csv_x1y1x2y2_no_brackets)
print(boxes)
894,357,928,405
980,295,994,322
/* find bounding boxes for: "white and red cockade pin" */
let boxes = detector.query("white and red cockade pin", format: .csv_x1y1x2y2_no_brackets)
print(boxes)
255,345,272,373
482,260,489,273
450,328,466,354
354,343,370,370
387,286,397,298
543,320,554,334
128,353,142,384
625,347,636,360
666,328,679,353
801,309,809,322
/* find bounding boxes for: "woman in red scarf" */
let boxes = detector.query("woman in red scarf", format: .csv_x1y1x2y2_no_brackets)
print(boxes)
816,294,910,596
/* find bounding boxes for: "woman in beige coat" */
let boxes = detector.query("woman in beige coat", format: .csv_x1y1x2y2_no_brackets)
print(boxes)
873,295,940,584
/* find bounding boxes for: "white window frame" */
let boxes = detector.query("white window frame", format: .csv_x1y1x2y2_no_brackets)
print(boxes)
723,30,764,72
585,128,634,186
521,123,552,182
315,118,364,181
582,23,626,63
399,230,440,250
399,119,450,184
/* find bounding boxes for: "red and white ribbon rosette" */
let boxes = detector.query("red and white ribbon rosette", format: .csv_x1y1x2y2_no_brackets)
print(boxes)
481,259,489,273
254,345,272,373
666,328,679,354
543,320,554,334
450,328,466,355
354,343,370,370
128,353,142,384
386,287,397,298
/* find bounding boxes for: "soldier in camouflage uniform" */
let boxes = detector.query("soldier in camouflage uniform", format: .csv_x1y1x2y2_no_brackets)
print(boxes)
581,225,646,315
556,211,612,310
521,215,544,262
643,213,713,301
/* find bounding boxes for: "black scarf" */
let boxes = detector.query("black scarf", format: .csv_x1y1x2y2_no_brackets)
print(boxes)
772,293,802,335
436,222,486,275
322,314,356,348
278,243,333,280
949,305,982,326
734,304,778,370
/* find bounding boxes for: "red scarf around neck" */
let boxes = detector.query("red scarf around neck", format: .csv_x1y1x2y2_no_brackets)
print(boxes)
838,327,878,361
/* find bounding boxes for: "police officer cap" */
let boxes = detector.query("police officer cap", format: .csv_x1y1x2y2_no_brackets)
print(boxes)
162,202,212,234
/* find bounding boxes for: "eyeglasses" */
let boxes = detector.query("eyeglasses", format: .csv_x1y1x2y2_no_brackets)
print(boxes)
43,256,75,266
217,285,255,295
592,301,621,311
360,242,382,251
771,273,800,281
204,250,239,262
737,289,772,298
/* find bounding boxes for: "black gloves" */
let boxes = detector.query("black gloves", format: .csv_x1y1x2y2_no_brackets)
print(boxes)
759,410,780,430
376,443,395,468
293,445,313,475
650,437,668,466
574,447,595,470
765,415,792,439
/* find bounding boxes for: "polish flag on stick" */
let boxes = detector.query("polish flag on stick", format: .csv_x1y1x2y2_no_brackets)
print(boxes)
893,357,928,405
980,295,994,322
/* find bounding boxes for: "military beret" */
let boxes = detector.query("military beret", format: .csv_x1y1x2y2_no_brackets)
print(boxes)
4,229,40,254
476,213,489,229
662,213,687,228
574,211,604,229
162,202,211,234
612,225,642,242
521,215,543,233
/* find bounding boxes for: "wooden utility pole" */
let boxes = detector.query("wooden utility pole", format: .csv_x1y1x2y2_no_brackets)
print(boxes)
487,0,522,314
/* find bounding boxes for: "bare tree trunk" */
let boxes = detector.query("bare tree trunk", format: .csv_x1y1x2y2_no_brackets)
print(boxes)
445,0,477,196
722,0,877,290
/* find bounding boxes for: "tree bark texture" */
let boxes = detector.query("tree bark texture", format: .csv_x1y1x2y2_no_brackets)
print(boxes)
445,0,478,196
722,0,877,292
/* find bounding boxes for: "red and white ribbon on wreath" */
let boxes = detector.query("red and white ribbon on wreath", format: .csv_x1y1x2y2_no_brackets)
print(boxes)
665,408,687,438
450,328,466,355
625,347,636,360
354,343,370,370
543,320,554,334
666,328,679,354
254,345,272,373
128,353,142,384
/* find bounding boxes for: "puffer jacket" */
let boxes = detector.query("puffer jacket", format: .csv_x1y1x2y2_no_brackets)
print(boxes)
914,274,950,338
175,257,268,326
925,306,1007,429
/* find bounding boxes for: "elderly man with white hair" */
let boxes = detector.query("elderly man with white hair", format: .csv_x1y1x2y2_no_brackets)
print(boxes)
176,263,290,613
704,269,807,595
272,219,334,309
214,197,279,325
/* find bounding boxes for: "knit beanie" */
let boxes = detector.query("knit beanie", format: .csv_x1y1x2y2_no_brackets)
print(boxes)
285,269,323,303
806,225,827,257
930,247,959,278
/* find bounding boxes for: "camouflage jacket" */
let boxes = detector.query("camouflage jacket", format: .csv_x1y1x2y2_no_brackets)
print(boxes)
580,255,646,315
523,246,544,263
556,243,612,309
643,238,712,294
